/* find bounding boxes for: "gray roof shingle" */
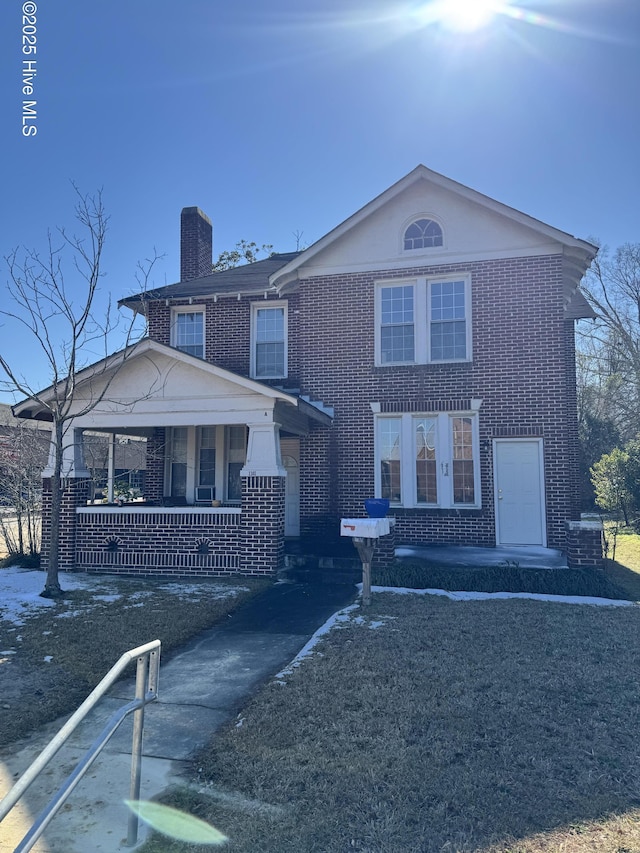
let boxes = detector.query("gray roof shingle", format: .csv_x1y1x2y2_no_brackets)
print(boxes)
119,252,301,311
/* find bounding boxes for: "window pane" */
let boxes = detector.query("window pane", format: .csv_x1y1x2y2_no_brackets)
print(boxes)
452,417,475,504
175,312,204,358
256,341,285,377
170,427,188,497
380,286,415,363
199,427,216,487
415,418,437,504
430,281,466,360
255,307,285,376
379,418,401,502
227,462,243,501
226,426,246,502
430,321,467,360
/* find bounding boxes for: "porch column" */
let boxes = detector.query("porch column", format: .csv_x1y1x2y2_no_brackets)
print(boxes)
240,423,286,574
41,428,91,572
107,433,116,503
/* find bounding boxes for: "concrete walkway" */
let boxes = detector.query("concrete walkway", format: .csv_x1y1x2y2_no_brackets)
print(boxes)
0,579,358,852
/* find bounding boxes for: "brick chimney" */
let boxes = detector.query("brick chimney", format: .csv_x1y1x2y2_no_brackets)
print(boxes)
180,207,213,281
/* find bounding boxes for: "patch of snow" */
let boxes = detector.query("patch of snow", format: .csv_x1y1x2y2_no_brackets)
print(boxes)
0,568,245,628
0,568,107,626
366,585,636,607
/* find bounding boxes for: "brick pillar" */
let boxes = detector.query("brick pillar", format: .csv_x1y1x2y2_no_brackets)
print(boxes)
565,520,605,569
41,476,91,572
240,475,285,574
145,428,166,504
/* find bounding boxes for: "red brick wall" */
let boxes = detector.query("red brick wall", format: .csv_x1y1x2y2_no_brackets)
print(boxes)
145,428,166,502
565,521,604,568
75,508,244,576
290,255,576,551
240,476,285,573
144,254,580,554
41,478,91,571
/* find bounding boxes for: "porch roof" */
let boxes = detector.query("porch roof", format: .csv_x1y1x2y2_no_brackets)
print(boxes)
12,338,333,434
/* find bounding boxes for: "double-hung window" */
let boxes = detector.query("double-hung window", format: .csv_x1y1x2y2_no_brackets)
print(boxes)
172,307,205,358
376,276,470,365
376,413,480,508
251,302,287,379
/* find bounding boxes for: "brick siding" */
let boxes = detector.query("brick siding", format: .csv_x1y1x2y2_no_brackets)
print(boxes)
141,253,582,557
75,507,243,577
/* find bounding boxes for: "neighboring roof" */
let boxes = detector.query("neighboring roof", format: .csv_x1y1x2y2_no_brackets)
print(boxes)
119,252,301,313
0,402,51,431
269,164,598,291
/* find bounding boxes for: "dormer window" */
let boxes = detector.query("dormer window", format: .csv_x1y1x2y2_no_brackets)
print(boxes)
404,218,443,250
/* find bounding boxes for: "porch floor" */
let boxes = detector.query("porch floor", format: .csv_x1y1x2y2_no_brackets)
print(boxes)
396,544,568,570
284,539,568,581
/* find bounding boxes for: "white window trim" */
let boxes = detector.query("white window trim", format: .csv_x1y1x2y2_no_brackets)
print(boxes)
374,412,481,509
375,275,472,366
170,305,206,358
250,300,288,380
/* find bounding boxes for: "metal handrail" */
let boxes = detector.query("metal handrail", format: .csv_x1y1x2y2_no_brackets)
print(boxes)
0,639,161,851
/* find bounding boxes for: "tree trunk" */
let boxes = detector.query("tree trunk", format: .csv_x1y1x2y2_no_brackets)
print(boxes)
41,420,64,598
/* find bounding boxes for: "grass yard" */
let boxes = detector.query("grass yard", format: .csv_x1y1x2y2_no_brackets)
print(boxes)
0,570,269,746
143,593,640,853
138,531,640,853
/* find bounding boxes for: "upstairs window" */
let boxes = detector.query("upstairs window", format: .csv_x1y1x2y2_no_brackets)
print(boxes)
404,218,443,250
376,276,471,365
172,308,204,358
380,285,415,364
251,302,287,379
430,280,467,361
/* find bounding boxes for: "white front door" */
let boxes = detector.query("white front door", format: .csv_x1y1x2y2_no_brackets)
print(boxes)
494,439,546,546
281,439,300,537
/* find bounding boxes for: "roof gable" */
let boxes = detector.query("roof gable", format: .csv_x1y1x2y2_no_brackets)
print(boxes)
271,165,597,290
12,339,300,422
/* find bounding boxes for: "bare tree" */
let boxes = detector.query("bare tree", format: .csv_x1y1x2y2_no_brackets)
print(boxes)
578,242,640,442
0,410,47,559
0,188,157,597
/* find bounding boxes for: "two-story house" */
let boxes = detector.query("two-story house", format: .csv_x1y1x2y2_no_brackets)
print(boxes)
15,165,601,576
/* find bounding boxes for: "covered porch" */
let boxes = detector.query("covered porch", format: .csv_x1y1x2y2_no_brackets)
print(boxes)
17,339,332,576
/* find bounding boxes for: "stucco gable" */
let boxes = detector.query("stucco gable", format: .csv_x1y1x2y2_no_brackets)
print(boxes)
12,339,299,424
272,165,597,289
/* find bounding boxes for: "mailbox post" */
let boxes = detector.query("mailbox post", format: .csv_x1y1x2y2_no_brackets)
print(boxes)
340,517,393,606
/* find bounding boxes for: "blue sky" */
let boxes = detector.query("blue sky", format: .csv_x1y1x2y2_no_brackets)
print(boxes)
0,0,638,399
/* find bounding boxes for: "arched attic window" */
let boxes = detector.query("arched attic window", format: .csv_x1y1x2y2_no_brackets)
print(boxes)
403,218,443,250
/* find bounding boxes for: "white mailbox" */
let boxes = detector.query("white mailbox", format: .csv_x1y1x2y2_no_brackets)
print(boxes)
340,517,392,539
